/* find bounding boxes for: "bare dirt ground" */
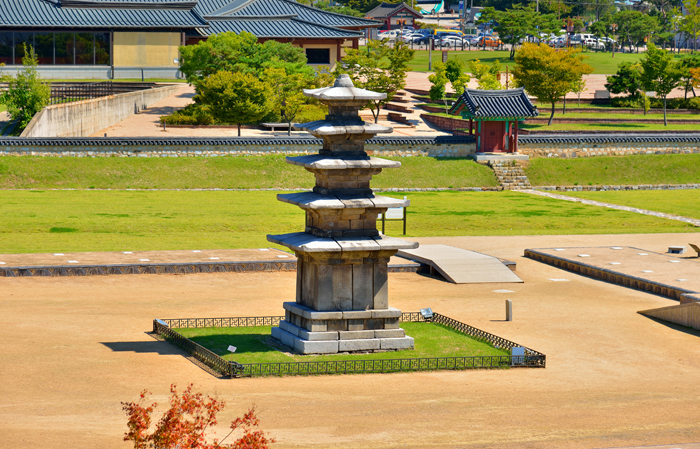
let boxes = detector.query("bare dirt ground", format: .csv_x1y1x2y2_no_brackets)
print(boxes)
2,233,700,448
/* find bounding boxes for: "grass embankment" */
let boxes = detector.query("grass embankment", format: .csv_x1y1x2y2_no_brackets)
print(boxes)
526,154,700,186
520,123,700,131
175,322,508,364
558,190,700,220
390,48,643,74
0,155,498,190
0,190,695,254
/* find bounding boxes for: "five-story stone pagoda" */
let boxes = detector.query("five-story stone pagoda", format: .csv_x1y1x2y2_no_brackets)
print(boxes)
268,74,418,355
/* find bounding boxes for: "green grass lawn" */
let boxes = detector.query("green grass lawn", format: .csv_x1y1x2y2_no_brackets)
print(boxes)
392,48,643,74
520,122,700,131
0,155,498,190
557,190,700,220
175,322,508,364
0,190,695,254
528,112,700,120
526,154,700,187
0,103,6,113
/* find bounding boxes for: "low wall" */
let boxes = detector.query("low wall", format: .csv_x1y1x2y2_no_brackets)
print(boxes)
518,134,700,158
0,136,477,158
21,84,182,138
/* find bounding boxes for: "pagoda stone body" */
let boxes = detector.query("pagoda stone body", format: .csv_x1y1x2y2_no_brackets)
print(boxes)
268,74,418,355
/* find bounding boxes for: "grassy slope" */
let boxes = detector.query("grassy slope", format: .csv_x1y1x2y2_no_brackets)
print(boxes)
0,155,498,190
520,123,700,131
526,154,700,186
396,49,643,74
557,190,700,220
176,322,508,364
0,190,694,254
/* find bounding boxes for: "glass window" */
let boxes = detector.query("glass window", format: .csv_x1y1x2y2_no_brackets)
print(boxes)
0,32,11,65
95,33,110,65
55,33,74,65
35,32,54,65
14,32,32,64
305,48,330,64
75,33,94,65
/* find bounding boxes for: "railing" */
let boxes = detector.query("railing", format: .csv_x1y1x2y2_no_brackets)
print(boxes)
153,312,546,378
0,82,158,105
47,82,158,105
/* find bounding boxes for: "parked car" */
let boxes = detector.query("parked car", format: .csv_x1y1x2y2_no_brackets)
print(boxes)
401,33,424,43
548,36,567,47
440,35,469,48
378,30,402,40
599,36,617,46
476,36,502,47
584,37,605,50
463,34,480,45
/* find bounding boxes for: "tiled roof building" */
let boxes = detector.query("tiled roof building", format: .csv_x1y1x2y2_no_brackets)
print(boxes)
450,88,538,153
0,0,381,78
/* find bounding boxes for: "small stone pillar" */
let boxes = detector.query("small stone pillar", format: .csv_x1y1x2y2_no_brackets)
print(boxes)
268,75,418,354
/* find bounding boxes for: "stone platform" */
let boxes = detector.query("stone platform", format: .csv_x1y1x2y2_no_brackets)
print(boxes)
271,302,414,354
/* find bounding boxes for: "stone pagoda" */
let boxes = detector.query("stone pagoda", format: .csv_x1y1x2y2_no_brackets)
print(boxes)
268,74,418,355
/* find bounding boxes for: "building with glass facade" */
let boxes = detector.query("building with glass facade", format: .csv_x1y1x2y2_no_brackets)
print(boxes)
0,0,380,79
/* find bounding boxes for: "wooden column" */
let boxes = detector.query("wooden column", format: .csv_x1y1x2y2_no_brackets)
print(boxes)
513,120,519,153
469,118,473,135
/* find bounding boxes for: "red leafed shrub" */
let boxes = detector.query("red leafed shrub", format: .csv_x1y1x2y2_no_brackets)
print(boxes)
122,383,274,449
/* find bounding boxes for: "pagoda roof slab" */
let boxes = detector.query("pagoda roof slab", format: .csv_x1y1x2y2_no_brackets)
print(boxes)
373,235,419,251
278,192,406,210
299,120,392,136
267,232,341,253
286,154,401,170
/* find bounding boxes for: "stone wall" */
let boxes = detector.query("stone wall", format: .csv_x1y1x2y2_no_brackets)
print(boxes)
0,137,477,158
20,84,182,138
518,135,700,158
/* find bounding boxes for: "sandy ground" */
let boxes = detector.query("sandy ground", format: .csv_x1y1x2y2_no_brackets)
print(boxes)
3,232,700,449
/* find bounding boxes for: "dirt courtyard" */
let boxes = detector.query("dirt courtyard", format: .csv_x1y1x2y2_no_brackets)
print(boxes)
2,233,700,449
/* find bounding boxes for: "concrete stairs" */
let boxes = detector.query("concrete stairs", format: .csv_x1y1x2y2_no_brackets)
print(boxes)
488,161,532,190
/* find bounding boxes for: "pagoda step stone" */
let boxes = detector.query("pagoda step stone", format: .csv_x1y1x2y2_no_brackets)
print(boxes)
487,160,532,190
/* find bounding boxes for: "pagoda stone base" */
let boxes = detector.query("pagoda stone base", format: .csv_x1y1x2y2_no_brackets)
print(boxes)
271,302,415,354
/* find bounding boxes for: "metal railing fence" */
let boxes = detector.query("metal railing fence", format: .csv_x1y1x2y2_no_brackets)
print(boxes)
153,312,545,378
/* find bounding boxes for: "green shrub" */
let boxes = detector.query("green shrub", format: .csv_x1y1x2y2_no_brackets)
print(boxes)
0,45,51,130
159,103,215,125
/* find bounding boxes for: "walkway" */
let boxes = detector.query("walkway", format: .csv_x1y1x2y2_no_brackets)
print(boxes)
522,189,700,227
92,83,450,138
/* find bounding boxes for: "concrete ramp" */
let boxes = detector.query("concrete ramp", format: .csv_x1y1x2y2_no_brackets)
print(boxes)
639,302,700,330
397,244,523,284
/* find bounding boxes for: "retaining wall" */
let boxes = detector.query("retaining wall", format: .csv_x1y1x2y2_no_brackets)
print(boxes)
518,134,700,158
0,136,477,158
20,84,182,138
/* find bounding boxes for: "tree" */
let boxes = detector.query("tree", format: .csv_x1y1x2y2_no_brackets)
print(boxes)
570,78,586,109
478,5,561,60
0,44,51,131
333,0,382,13
179,32,313,88
679,53,700,98
614,10,659,52
468,59,503,90
444,59,471,96
512,43,593,125
196,71,269,136
263,68,307,135
335,39,414,123
605,61,644,98
679,0,700,52
428,61,449,113
640,43,683,125
122,384,274,449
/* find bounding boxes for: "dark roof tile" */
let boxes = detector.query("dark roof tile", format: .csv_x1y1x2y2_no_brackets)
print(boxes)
0,0,206,28
451,88,539,119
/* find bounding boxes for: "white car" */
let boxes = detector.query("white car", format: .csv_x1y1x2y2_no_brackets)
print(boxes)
584,37,605,50
401,33,424,43
440,35,468,48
